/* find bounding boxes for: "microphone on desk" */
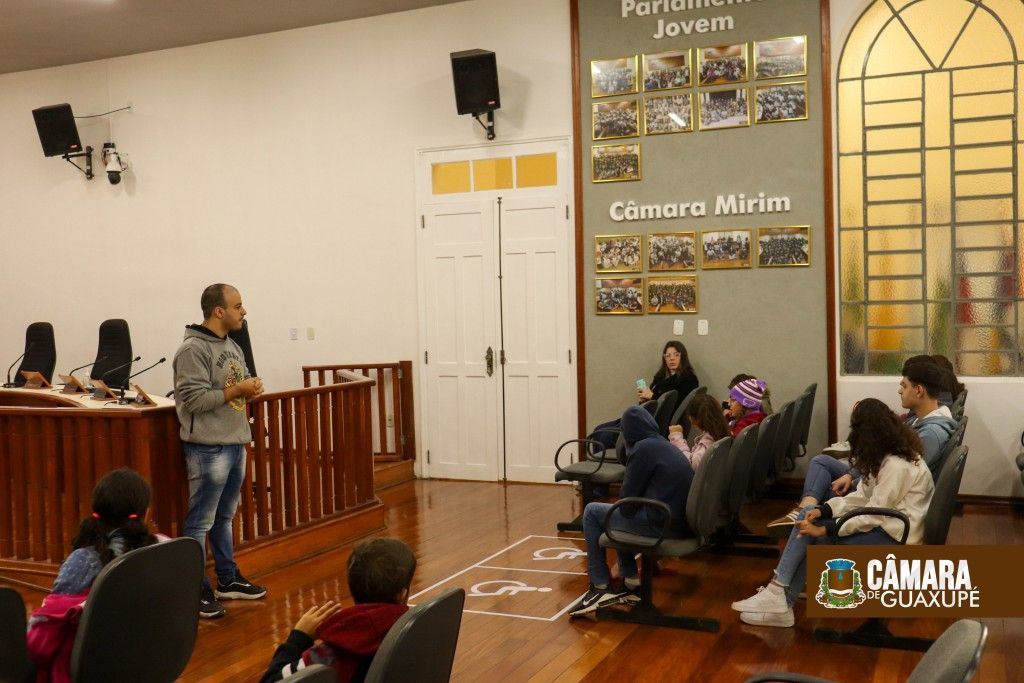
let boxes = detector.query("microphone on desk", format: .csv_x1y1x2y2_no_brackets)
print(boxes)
4,343,34,388
65,356,108,379
118,357,166,404
94,356,141,398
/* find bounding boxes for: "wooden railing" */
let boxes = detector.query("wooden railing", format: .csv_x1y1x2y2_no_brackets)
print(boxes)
239,370,378,546
302,361,415,462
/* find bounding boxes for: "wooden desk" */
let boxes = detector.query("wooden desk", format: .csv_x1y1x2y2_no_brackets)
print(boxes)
0,388,183,587
0,375,384,589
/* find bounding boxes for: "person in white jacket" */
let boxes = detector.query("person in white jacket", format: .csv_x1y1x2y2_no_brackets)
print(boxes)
730,398,935,627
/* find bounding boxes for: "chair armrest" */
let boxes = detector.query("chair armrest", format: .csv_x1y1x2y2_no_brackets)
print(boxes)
554,438,608,475
834,507,910,545
744,674,835,683
602,497,671,550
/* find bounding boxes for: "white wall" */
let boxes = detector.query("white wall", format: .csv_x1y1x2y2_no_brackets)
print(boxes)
830,0,1024,498
0,0,572,401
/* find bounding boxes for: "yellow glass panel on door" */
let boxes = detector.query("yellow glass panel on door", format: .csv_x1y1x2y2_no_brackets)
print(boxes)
839,2,897,80
432,161,471,194
955,145,1012,172
953,92,1014,121
515,153,558,188
839,157,865,227
840,230,865,300
864,74,921,102
868,303,924,326
865,22,931,77
867,178,921,202
928,302,952,356
898,0,973,67
956,173,1013,197
868,253,922,276
865,100,920,127
867,202,923,226
867,228,922,252
925,150,951,224
866,127,920,151
868,278,923,301
866,152,920,177
956,249,1013,274
954,275,1014,299
943,11,1014,69
473,158,513,191
926,226,951,300
838,82,864,153
924,72,950,148
955,224,1014,249
956,198,1013,222
954,120,1013,146
869,327,923,352
951,65,1013,94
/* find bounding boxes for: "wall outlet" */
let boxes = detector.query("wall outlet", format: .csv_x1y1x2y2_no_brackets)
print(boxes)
673,319,684,335
386,415,394,428
697,319,709,336
306,327,315,340
289,327,298,341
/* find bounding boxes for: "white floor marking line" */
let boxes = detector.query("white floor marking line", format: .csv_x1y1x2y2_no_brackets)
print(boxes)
475,565,587,576
409,535,543,600
463,609,561,622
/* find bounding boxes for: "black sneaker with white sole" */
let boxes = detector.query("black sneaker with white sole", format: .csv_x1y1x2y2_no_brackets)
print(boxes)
568,584,629,617
199,585,226,618
215,573,267,600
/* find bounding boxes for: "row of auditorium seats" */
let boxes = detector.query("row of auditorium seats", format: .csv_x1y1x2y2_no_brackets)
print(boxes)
0,539,464,682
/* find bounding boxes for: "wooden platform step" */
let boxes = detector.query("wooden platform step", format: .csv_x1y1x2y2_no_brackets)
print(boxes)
374,459,415,491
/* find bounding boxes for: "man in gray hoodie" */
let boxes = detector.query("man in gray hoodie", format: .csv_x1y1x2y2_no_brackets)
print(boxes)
899,361,960,480
174,283,266,618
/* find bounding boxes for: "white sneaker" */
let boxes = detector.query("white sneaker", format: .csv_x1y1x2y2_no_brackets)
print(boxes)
731,584,789,614
822,441,851,456
740,608,795,628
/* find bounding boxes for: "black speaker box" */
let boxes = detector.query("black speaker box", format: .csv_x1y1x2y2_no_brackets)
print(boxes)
32,103,83,157
450,49,500,115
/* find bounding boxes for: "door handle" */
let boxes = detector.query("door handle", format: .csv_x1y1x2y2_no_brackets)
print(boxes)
485,347,494,377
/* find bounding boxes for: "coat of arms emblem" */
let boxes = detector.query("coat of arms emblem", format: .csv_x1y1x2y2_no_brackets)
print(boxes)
815,558,866,609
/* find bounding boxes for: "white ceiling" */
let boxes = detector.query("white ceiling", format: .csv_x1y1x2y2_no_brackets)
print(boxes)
0,0,465,75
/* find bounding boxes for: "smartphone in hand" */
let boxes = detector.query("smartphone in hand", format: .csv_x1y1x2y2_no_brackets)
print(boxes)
635,378,647,390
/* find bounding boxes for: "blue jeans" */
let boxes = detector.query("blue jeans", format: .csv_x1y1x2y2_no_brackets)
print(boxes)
183,442,246,586
583,501,685,586
802,454,859,503
773,505,896,606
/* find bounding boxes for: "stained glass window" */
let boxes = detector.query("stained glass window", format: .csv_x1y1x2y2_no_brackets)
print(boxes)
838,0,1024,376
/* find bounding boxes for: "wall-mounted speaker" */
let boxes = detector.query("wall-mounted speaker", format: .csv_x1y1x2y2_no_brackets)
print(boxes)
450,49,500,115
32,103,82,157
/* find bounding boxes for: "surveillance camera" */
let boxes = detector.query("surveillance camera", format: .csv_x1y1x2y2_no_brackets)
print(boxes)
101,142,128,185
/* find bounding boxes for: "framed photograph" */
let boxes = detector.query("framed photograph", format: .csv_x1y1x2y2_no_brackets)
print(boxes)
698,88,749,130
647,276,698,314
758,226,811,267
647,232,696,271
754,35,807,80
594,234,643,273
591,56,638,98
643,49,692,91
755,81,808,123
701,229,752,269
595,277,644,315
592,99,639,140
698,43,747,85
643,93,693,134
592,143,641,183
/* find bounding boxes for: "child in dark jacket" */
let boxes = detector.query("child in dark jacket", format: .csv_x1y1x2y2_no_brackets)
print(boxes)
260,538,416,683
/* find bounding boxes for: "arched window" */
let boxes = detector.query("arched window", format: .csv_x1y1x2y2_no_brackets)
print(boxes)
838,0,1024,375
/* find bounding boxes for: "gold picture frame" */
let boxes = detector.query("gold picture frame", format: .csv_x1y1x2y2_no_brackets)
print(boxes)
592,99,639,140
592,143,641,183
700,229,752,269
758,226,811,267
642,49,692,91
595,277,644,315
643,93,693,135
647,232,696,271
591,56,638,98
595,234,643,273
698,43,747,86
647,275,698,314
754,35,808,80
755,81,808,124
698,88,749,130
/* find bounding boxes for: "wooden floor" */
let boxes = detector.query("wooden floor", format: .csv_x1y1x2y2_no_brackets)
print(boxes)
11,479,1024,682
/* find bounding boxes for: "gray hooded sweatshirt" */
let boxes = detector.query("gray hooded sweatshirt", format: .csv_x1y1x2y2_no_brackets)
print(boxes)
906,405,959,480
173,324,251,445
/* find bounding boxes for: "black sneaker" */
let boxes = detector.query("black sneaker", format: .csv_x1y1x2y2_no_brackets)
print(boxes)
568,584,629,617
215,573,267,600
199,585,226,619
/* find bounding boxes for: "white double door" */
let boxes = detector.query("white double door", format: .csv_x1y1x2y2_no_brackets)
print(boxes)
418,160,575,483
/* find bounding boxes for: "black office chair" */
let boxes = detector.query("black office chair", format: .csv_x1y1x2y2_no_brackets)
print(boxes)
363,587,465,683
593,436,733,631
815,445,969,652
710,423,777,558
70,537,204,683
228,318,257,376
90,319,133,387
794,383,817,460
769,399,798,480
746,411,782,502
950,388,968,422
749,619,987,683
0,587,31,683
11,322,56,387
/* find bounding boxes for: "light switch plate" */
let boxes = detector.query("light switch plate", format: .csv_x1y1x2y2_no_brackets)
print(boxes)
289,328,298,341
673,319,684,335
306,327,315,340
698,319,709,336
